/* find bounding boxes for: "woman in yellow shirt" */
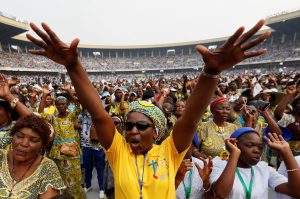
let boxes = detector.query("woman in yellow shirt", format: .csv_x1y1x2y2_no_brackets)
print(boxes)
26,19,270,198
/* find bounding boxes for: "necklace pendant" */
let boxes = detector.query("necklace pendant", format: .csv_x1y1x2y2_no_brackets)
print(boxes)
216,131,224,136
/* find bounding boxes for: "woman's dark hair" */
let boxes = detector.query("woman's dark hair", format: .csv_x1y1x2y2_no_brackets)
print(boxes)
10,114,51,147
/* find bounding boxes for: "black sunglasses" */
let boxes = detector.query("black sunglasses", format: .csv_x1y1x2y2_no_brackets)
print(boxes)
124,121,152,131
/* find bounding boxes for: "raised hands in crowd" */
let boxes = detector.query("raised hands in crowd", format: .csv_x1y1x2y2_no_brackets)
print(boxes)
20,18,300,199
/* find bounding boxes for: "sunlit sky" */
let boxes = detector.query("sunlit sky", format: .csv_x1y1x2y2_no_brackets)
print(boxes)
2,0,300,46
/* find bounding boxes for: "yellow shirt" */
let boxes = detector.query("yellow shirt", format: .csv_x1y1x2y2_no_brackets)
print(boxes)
105,130,188,199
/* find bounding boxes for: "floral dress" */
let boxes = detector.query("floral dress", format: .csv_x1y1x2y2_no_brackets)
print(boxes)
42,106,86,199
197,120,238,159
0,149,65,199
0,123,14,151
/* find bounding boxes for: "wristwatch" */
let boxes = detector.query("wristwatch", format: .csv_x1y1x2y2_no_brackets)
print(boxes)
10,98,19,109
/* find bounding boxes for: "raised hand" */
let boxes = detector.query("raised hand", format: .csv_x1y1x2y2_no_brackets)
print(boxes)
192,149,208,159
176,159,193,182
195,156,213,183
42,84,52,95
60,82,72,91
0,74,12,99
286,85,297,96
196,19,271,74
225,138,241,155
26,23,80,67
264,133,290,153
8,76,20,87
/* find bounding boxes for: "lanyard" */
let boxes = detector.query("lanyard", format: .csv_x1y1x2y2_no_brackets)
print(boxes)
236,167,254,199
135,153,147,199
182,170,193,199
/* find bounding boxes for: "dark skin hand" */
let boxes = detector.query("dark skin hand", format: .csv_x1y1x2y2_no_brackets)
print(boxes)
26,20,271,154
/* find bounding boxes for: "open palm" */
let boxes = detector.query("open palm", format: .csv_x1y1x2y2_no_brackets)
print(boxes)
195,157,213,183
26,23,79,67
0,74,11,98
264,133,290,152
197,20,271,74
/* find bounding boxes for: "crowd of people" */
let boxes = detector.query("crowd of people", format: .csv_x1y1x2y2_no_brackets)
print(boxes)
0,34,299,71
0,19,300,199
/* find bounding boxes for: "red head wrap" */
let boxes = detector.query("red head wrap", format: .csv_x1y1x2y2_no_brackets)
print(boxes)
210,97,228,111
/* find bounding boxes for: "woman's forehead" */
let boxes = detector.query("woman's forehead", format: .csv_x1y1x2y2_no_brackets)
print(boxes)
17,127,41,138
238,132,261,142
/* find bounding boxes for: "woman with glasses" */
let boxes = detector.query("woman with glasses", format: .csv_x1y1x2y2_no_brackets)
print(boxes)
26,19,270,198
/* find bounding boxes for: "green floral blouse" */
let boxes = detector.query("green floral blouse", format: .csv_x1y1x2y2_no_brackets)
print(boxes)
0,123,14,150
0,149,65,198
198,120,238,158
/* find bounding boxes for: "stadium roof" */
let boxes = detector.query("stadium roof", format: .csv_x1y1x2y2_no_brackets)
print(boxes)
1,9,300,50
0,15,28,44
266,9,300,34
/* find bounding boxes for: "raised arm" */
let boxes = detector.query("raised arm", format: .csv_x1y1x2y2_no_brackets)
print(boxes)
258,108,282,135
212,139,241,198
38,84,52,113
274,85,296,120
172,19,271,153
60,82,80,106
264,133,300,198
0,74,32,117
26,23,115,149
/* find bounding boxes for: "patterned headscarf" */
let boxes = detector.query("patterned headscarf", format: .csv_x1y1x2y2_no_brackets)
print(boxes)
55,96,68,103
126,101,167,141
210,97,228,111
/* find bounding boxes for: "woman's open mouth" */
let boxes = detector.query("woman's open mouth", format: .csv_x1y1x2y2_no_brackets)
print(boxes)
130,138,140,149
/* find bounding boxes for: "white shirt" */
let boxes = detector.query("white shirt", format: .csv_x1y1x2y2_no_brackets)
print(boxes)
210,157,287,199
176,157,205,199
274,156,300,199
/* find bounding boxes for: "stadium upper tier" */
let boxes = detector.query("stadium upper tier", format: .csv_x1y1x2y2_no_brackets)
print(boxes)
0,9,299,72
0,35,299,71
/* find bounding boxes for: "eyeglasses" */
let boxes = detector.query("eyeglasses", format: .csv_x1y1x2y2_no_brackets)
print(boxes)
124,121,152,131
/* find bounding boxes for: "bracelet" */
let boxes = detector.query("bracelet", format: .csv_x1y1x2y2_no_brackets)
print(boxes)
201,68,221,79
10,98,19,109
286,168,300,173
203,183,212,193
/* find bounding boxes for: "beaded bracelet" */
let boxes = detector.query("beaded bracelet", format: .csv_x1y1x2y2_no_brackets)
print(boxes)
201,68,221,79
286,168,300,173
203,184,212,193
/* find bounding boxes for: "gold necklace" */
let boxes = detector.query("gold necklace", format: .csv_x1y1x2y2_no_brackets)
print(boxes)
9,154,37,197
214,121,227,136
